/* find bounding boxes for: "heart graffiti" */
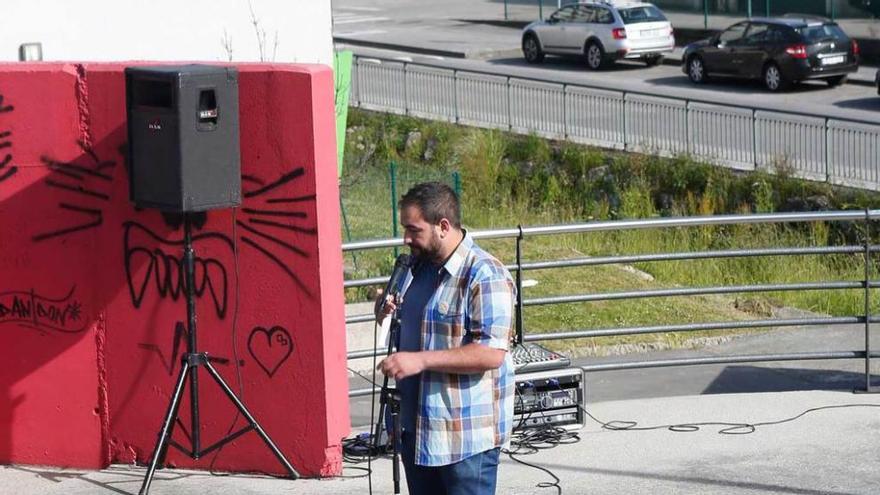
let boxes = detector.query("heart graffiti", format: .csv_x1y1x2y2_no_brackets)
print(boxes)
247,326,293,377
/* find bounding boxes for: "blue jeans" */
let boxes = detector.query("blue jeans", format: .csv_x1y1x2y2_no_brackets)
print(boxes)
400,431,501,495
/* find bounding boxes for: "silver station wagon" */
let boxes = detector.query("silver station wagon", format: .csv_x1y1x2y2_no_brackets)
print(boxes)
522,1,675,69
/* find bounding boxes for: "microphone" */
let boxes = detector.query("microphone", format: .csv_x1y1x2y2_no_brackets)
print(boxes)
375,254,412,318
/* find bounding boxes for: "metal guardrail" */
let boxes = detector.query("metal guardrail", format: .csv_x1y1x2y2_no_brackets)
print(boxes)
346,210,880,397
350,55,880,191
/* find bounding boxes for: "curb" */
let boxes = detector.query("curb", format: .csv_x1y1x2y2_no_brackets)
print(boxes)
334,37,468,58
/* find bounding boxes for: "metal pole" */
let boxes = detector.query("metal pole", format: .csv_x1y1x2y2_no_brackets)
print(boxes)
539,0,543,21
748,0,752,18
183,215,200,456
515,225,525,346
340,196,358,270
390,161,399,258
504,0,508,21
453,171,462,220
864,209,873,391
703,0,708,30
402,62,408,116
765,0,770,17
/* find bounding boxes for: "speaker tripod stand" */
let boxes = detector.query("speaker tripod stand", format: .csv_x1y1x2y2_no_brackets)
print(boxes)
139,213,299,495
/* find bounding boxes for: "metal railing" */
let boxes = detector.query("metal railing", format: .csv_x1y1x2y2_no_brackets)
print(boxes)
345,210,880,398
350,55,880,191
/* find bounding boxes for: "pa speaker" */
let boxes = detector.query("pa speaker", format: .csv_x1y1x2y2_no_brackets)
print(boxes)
125,65,241,212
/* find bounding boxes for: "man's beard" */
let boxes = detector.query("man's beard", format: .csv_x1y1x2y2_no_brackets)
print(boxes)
411,233,443,263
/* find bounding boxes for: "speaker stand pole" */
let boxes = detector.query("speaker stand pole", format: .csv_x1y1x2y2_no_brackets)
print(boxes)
139,213,299,495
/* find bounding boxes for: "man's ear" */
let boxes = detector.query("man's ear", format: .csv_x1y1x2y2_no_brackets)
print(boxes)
438,218,452,238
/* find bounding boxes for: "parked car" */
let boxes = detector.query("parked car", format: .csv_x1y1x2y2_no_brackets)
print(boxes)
522,1,675,70
682,15,859,92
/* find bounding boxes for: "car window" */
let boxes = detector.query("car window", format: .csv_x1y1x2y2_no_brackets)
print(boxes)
595,7,614,24
550,5,578,23
573,5,595,23
618,6,667,24
797,23,849,43
719,23,748,43
766,26,792,44
743,23,769,44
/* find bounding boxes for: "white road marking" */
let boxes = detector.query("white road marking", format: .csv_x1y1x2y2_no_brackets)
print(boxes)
334,29,388,37
334,16,390,24
338,6,381,12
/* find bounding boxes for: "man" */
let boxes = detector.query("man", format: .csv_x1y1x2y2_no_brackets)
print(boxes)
377,182,515,495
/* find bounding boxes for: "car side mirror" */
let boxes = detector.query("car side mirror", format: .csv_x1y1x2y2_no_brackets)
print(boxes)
547,15,558,23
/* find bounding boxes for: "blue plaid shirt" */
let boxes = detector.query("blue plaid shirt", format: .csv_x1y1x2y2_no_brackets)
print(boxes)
399,233,515,467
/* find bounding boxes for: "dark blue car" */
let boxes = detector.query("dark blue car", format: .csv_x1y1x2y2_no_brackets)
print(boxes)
682,15,859,92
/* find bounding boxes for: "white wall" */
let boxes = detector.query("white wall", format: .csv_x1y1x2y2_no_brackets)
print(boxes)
1,0,333,65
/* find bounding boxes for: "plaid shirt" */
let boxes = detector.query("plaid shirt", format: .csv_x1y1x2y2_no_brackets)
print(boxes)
402,233,515,467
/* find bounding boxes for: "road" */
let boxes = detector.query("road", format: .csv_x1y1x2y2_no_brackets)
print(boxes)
334,0,880,122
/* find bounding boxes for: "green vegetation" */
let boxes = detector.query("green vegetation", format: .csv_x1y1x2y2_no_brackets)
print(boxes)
340,109,880,354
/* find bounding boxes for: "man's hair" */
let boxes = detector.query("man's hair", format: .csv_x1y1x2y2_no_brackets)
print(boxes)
400,181,461,229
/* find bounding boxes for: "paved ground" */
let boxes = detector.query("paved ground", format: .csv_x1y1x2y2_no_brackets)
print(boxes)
4,390,880,494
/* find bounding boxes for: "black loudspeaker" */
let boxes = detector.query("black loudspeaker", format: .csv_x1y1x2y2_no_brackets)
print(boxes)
125,65,241,212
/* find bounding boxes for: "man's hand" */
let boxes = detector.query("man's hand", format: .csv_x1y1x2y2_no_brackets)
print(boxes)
378,352,424,381
374,294,399,322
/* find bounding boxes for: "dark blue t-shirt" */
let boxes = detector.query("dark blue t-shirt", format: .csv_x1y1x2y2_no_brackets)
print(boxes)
397,260,441,433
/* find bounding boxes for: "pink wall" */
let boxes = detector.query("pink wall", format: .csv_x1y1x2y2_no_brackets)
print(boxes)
0,63,349,476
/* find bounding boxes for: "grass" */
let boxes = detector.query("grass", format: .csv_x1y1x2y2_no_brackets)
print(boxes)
340,109,880,353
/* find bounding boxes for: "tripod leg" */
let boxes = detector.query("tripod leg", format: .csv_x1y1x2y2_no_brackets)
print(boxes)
202,360,301,479
139,361,191,495
155,380,187,469
391,400,401,495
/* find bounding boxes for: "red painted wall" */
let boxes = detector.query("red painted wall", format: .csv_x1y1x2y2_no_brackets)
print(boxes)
0,63,349,476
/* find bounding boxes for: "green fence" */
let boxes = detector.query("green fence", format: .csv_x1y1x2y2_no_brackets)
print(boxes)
339,162,462,272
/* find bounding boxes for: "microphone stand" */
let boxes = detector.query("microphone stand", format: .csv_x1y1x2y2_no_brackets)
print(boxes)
372,304,403,494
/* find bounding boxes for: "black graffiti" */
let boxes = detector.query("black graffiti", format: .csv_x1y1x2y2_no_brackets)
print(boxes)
247,326,293,377
33,142,117,242
138,321,242,375
32,203,102,241
124,221,232,318
0,286,87,333
0,94,18,183
239,167,317,296
243,167,304,198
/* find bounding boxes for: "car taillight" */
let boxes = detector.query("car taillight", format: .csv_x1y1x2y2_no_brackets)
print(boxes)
852,39,860,56
785,44,807,59
612,28,627,40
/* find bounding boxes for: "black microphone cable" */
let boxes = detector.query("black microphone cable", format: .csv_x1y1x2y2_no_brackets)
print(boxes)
209,207,246,476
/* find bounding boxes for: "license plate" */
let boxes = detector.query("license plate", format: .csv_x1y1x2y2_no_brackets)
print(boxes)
641,29,661,38
821,55,845,65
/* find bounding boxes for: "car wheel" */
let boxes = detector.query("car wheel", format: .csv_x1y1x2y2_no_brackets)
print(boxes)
687,56,707,84
763,63,790,92
644,55,663,67
585,42,605,70
826,75,847,87
522,34,544,64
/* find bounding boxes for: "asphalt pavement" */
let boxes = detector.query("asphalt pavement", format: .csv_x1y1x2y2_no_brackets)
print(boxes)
333,0,880,87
